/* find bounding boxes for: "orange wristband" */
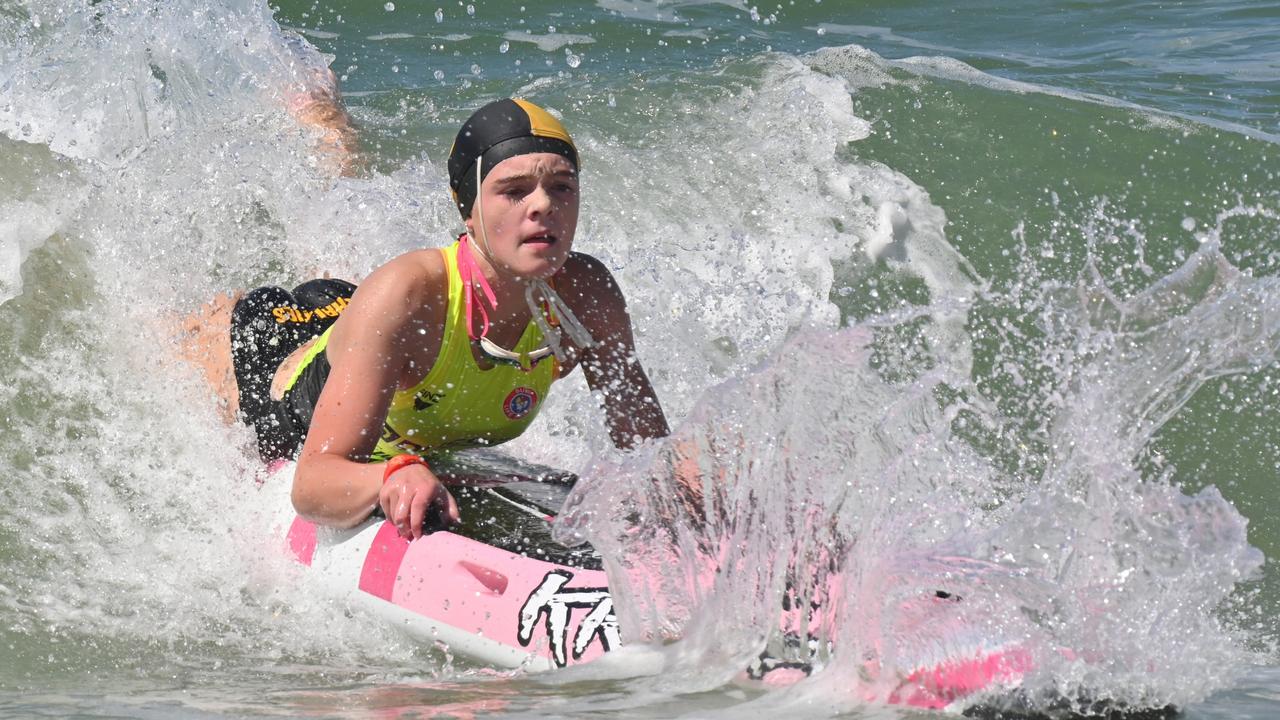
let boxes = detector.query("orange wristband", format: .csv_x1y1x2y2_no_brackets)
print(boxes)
382,454,427,485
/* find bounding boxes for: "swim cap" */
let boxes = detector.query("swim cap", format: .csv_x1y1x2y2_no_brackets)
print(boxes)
447,98,579,219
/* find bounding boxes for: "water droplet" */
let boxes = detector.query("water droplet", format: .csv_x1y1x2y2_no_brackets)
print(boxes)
466,4,475,15
607,94,616,108
566,53,581,68
435,8,443,22
470,63,482,75
816,27,826,36
499,40,510,53
433,69,445,80
384,2,394,10
548,25,557,33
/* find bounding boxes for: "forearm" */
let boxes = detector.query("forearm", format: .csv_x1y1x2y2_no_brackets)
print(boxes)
605,367,670,449
291,452,385,528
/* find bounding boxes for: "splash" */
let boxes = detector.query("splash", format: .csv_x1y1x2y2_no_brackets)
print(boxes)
0,0,454,685
561,207,1275,713
506,44,981,474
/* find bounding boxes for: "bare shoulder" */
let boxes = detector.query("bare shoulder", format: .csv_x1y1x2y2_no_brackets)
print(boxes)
355,248,446,309
331,247,449,351
554,251,637,350
557,251,626,310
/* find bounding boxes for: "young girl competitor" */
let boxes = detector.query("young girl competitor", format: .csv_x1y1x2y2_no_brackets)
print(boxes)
223,98,670,540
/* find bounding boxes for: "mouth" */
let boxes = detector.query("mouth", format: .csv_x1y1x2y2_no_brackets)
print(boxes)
520,234,558,246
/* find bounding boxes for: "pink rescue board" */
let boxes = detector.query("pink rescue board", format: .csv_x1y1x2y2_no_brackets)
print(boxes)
286,514,615,670
271,463,1030,707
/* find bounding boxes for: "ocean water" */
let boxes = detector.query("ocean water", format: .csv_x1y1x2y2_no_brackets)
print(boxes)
1,0,1278,718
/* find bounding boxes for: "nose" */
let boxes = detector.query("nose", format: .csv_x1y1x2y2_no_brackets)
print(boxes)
525,183,553,217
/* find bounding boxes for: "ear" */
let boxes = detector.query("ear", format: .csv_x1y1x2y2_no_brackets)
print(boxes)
463,214,475,238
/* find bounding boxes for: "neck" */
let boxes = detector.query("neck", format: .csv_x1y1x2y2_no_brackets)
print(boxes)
464,233,539,311
458,231,595,362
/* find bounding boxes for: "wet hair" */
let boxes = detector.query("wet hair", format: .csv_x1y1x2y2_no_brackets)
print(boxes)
446,98,579,219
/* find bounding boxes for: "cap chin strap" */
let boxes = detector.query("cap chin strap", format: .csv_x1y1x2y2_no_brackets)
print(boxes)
467,159,595,364
524,279,595,362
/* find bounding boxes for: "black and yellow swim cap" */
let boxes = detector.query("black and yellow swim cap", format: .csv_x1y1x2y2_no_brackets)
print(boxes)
447,98,579,219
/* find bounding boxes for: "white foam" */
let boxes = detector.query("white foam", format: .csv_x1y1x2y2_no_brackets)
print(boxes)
0,0,438,669
595,0,744,23
502,30,596,53
294,27,339,40
891,52,1280,144
0,200,61,304
2,4,1271,713
662,29,711,40
814,24,1069,70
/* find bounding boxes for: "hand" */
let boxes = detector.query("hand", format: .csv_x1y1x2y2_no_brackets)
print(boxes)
379,462,460,539
666,437,708,520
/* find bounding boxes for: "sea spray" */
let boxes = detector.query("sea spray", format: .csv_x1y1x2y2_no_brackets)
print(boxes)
0,0,448,688
509,47,982,477
559,212,1273,713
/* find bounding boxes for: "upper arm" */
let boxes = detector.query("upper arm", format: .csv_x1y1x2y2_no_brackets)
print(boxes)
558,252,637,369
559,253,669,446
298,253,446,463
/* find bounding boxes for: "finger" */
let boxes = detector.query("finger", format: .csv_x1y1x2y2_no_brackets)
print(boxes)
445,490,461,525
393,493,414,539
421,487,451,533
409,488,430,540
378,483,393,521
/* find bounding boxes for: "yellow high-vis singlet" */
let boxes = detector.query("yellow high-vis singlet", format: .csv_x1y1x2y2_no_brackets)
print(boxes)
283,241,558,461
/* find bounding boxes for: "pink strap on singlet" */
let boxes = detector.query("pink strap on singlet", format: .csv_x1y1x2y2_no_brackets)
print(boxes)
455,235,562,346
456,235,499,341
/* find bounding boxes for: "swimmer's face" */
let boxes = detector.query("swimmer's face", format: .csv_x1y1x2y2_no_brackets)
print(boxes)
465,152,579,280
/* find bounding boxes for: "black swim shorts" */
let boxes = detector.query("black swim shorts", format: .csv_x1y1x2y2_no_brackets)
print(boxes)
230,278,355,461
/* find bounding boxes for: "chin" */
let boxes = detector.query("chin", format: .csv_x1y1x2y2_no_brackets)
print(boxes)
515,261,565,281
511,247,570,280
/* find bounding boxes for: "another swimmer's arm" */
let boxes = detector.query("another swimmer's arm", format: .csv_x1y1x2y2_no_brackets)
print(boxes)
286,68,361,177
564,254,670,449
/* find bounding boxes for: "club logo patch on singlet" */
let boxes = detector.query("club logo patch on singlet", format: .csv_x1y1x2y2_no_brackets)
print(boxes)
503,387,539,420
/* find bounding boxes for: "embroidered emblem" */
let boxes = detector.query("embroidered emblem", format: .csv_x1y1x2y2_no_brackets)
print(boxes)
503,387,538,420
